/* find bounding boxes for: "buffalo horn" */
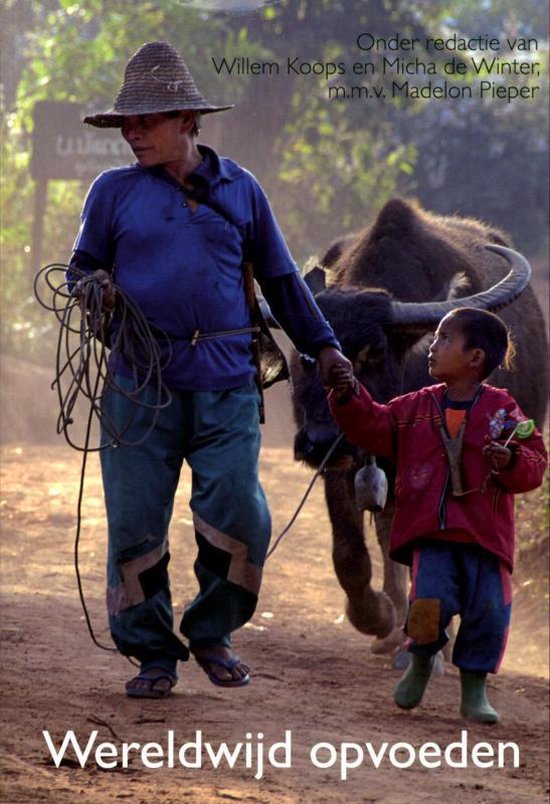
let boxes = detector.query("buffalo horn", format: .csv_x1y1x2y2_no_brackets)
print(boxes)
390,245,531,329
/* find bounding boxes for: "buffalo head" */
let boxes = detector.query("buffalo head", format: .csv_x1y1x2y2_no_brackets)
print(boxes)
291,243,531,471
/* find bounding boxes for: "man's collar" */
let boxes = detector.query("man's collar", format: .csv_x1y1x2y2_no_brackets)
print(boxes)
139,144,239,189
192,144,240,184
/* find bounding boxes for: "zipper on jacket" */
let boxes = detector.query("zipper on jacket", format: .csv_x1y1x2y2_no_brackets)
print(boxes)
438,470,449,529
432,384,484,530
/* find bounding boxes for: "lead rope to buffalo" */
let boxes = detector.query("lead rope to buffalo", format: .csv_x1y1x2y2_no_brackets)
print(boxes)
34,264,174,661
266,432,345,559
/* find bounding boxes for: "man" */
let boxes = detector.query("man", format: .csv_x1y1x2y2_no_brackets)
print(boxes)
71,41,351,698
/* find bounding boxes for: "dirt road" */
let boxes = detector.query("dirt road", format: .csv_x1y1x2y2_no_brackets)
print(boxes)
1,422,548,803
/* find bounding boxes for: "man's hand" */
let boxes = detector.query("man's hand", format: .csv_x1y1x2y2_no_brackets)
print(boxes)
328,364,360,401
75,268,115,311
317,346,356,395
483,440,512,472
92,269,116,311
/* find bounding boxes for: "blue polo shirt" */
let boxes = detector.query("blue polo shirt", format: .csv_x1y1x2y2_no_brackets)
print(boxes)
72,145,338,390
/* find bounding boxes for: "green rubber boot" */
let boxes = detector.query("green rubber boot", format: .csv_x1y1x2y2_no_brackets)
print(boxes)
460,670,500,724
394,654,435,710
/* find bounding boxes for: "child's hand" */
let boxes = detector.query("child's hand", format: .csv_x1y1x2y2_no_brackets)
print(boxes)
483,439,512,472
328,364,359,400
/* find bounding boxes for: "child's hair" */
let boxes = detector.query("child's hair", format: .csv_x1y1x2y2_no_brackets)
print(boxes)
447,307,516,378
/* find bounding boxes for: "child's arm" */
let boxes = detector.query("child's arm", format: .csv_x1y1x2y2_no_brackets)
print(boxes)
327,375,397,461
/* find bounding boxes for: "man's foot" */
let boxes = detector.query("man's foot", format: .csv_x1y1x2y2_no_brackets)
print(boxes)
191,645,250,688
394,654,435,709
125,667,177,699
460,670,500,723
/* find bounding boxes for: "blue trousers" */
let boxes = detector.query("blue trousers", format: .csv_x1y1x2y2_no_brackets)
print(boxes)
100,376,271,670
405,542,512,673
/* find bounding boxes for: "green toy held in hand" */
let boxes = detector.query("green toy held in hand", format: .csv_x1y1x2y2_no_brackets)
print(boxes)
515,419,536,439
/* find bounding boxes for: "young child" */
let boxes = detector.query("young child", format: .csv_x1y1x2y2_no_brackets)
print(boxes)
328,307,547,723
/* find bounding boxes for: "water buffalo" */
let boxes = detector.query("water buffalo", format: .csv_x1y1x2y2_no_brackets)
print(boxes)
290,198,548,654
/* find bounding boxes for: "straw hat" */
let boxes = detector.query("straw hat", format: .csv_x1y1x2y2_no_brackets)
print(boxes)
84,41,232,128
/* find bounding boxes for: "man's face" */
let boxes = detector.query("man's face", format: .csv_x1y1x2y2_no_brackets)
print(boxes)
427,314,481,383
121,112,194,166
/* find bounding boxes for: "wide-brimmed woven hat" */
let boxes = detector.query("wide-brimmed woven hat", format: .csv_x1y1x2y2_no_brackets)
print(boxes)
84,41,232,128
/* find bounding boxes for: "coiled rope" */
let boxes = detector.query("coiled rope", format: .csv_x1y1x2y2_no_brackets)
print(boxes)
34,264,173,451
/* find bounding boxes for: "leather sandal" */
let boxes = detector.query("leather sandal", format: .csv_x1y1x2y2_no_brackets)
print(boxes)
125,669,177,699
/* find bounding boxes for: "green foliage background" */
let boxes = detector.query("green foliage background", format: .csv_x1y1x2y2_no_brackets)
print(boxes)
1,0,548,360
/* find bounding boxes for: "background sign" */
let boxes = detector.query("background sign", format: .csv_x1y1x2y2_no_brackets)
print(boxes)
31,100,132,181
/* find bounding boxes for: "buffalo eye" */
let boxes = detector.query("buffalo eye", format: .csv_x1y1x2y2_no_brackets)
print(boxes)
355,345,386,370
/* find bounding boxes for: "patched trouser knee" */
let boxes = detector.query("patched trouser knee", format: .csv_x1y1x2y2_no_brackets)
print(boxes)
107,539,170,617
193,513,264,598
406,598,441,645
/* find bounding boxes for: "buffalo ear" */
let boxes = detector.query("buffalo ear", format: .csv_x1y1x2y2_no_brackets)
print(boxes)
303,265,326,294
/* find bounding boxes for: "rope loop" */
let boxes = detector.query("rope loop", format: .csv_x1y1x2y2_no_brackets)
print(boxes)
34,263,173,451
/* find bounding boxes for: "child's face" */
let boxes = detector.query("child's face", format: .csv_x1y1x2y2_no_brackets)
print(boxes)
428,315,482,383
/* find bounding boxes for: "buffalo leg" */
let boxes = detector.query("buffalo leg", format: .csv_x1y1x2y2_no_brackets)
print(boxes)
324,470,394,638
374,505,408,622
370,505,409,654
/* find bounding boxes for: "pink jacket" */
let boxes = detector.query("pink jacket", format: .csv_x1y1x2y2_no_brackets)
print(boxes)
329,383,547,572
